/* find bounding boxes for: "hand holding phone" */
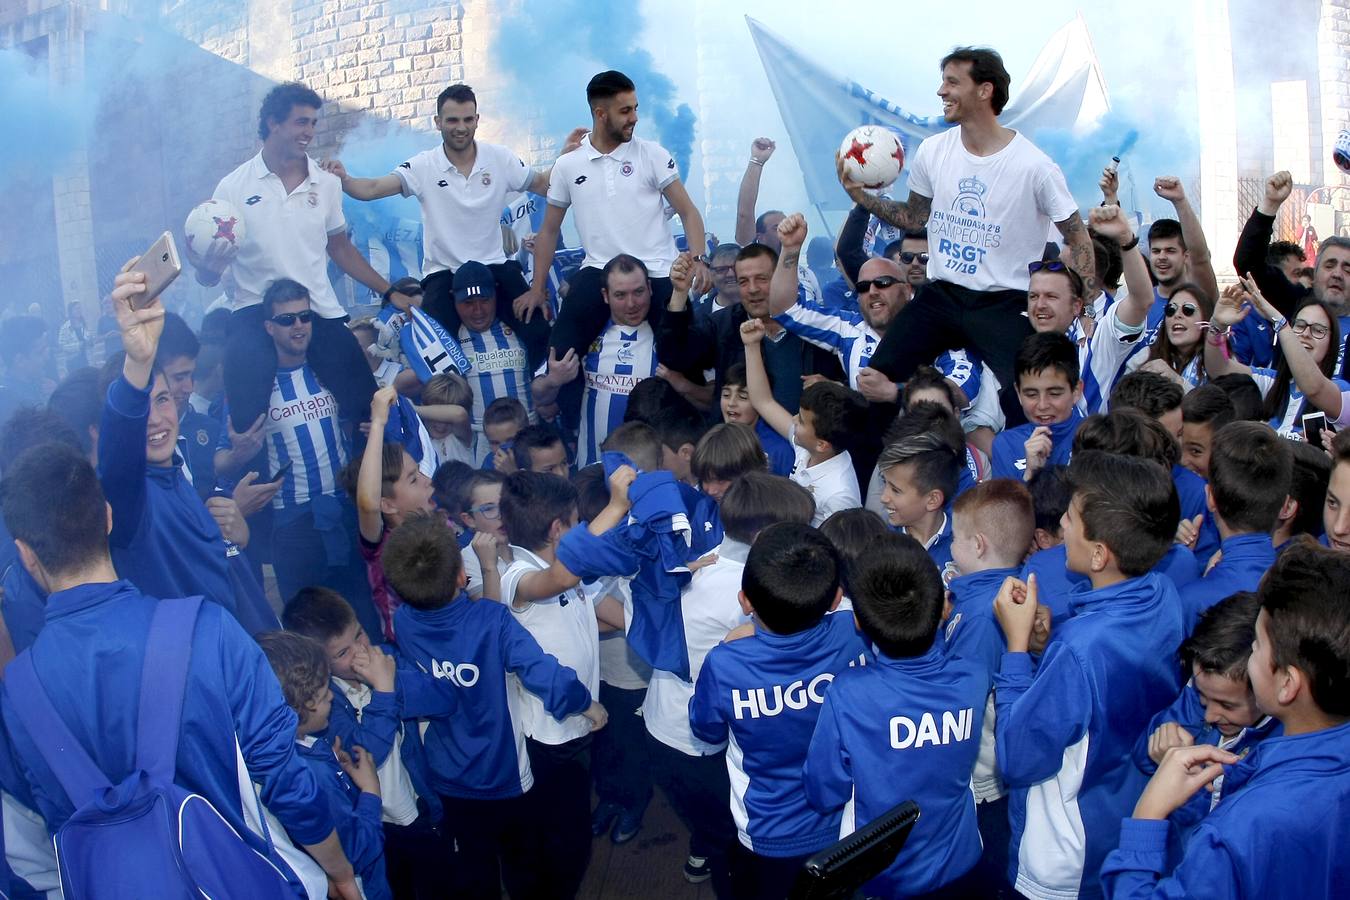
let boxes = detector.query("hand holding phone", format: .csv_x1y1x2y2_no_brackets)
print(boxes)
1303,411,1329,450
127,232,182,309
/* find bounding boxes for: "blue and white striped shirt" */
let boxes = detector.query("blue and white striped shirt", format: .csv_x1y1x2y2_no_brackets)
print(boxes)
578,321,659,467
266,365,348,509
1069,294,1147,415
458,321,534,426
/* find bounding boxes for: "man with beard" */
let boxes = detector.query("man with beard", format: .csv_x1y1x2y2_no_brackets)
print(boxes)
323,83,586,368
656,245,844,415
1235,170,1350,369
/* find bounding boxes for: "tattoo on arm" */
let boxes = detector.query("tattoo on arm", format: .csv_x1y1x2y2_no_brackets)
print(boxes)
1057,215,1099,297
780,247,800,269
856,191,932,232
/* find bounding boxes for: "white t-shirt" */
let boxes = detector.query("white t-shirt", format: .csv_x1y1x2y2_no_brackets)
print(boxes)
788,424,861,526
907,128,1077,293
642,540,752,757
395,142,534,273
500,546,600,745
546,135,680,276
211,153,348,318
462,547,508,599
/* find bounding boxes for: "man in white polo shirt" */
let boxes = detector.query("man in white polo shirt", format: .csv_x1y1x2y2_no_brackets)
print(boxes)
190,82,407,432
525,70,710,431
322,83,585,371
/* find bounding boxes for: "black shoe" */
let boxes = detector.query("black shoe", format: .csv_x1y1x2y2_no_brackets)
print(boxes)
610,803,646,845
591,801,621,837
683,855,711,884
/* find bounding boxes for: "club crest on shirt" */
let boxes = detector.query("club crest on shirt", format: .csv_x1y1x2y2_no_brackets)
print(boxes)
620,162,634,177
481,172,492,186
952,175,988,218
588,338,602,355
307,191,318,208
195,429,210,447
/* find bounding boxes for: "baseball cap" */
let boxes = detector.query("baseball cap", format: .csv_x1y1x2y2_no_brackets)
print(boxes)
453,262,495,303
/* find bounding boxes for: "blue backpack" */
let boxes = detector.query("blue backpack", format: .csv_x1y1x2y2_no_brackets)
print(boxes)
6,596,296,899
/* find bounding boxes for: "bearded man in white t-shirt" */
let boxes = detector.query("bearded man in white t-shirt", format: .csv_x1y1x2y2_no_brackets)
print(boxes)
838,47,1096,426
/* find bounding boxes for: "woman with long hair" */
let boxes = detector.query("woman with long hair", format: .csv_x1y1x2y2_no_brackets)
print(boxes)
1205,278,1350,435
1139,283,1214,388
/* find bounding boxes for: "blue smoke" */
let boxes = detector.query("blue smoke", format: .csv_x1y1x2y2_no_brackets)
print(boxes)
493,0,697,178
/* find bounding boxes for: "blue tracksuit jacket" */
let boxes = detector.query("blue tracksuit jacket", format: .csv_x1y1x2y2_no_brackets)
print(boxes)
294,737,390,900
1101,720,1350,898
689,612,868,857
996,573,1186,899
991,412,1082,481
392,593,591,799
805,641,990,897
99,375,235,616
1171,465,1220,563
942,567,1019,676
0,581,334,848
1177,533,1274,631
1022,545,1199,627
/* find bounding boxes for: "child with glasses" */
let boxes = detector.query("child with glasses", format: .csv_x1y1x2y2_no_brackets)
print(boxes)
1205,279,1350,436
455,469,510,600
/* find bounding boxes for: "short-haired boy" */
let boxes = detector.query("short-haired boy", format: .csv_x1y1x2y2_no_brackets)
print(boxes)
805,532,992,897
877,431,962,577
741,317,865,524
1102,541,1350,896
945,478,1037,887
1274,441,1330,552
257,631,392,900
690,523,866,900
1179,384,1235,480
718,361,795,476
1323,428,1350,552
382,514,605,898
282,587,446,899
993,451,1187,899
991,331,1084,482
1178,422,1289,628
1131,592,1277,863
498,468,633,898
482,396,528,471
511,422,570,477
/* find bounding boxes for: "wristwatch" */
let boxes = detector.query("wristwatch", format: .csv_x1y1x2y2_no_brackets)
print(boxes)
693,254,711,266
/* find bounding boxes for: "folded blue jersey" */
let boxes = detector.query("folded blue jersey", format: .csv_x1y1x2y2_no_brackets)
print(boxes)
295,738,391,900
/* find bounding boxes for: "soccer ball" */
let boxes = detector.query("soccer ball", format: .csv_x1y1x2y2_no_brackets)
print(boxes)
839,125,904,189
184,200,246,258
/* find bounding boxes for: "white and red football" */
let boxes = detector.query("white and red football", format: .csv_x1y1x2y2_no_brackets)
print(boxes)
839,125,904,189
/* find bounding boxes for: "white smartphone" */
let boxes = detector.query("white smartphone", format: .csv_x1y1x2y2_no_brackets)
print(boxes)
127,231,182,308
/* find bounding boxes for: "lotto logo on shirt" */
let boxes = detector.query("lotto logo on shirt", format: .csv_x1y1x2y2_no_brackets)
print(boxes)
271,393,339,423
928,175,1002,277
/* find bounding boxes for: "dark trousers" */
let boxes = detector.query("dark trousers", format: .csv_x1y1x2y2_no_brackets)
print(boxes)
382,814,451,900
224,305,377,432
866,279,1033,427
439,792,542,900
728,841,810,900
421,261,550,371
976,795,1012,896
646,731,735,898
593,682,653,811
547,267,674,432
525,735,593,900
269,501,381,639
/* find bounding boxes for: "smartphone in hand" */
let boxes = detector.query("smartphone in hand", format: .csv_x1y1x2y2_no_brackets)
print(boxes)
127,232,182,308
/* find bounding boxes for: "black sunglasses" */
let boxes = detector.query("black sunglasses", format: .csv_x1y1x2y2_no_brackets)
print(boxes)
898,251,930,265
1164,302,1199,318
857,276,902,293
270,310,315,326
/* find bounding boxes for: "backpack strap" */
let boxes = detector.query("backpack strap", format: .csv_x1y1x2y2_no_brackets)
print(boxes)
134,596,203,782
4,652,112,803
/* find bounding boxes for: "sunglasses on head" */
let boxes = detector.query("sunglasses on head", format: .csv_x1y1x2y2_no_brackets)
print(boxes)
898,251,930,265
1164,302,1199,318
1028,260,1068,275
270,310,314,326
857,276,901,293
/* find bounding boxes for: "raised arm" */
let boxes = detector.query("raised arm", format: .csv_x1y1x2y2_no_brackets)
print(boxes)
1088,205,1151,327
1234,172,1304,316
1244,277,1344,418
1204,285,1255,379
835,203,872,288
1056,213,1100,299
663,179,710,293
770,213,808,316
739,318,795,439
320,160,402,201
1155,176,1218,304
356,387,397,544
836,153,932,232
735,138,775,245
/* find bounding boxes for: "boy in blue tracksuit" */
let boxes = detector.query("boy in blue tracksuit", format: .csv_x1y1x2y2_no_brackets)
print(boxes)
805,532,993,898
1102,540,1350,898
1177,422,1289,630
875,430,961,580
944,478,1038,889
282,587,447,900
993,451,1187,899
1130,592,1279,869
690,523,867,900
381,514,605,900
259,631,392,900
991,332,1084,482
0,441,360,897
